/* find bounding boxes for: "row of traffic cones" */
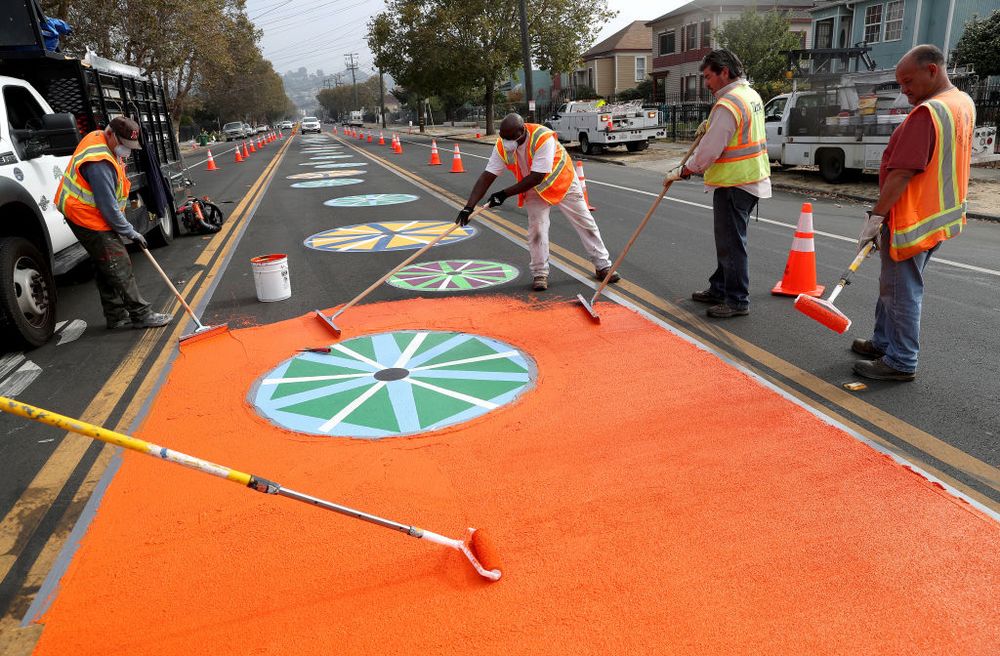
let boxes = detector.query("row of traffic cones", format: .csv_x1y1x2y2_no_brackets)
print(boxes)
205,130,284,170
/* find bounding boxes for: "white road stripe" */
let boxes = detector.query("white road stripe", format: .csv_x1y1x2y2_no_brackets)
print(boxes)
261,373,372,385
393,332,428,368
56,320,87,346
332,343,383,369
411,350,520,372
319,381,386,432
0,353,25,380
0,361,41,397
407,378,498,409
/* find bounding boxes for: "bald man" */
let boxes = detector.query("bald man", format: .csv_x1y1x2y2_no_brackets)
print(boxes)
851,44,974,381
457,113,618,291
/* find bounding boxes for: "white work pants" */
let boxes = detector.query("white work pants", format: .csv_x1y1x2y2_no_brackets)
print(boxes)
523,188,612,277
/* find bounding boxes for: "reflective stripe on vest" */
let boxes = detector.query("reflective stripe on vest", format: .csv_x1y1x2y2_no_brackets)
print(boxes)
888,88,973,260
55,131,129,232
495,124,575,206
704,83,770,187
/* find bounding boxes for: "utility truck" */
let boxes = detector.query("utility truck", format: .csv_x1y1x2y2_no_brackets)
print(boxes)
545,100,665,155
766,47,997,182
348,110,364,127
0,2,184,348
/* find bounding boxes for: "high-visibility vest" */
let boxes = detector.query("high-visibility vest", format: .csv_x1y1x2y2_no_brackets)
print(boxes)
55,130,130,232
703,82,770,187
888,87,974,261
495,123,575,206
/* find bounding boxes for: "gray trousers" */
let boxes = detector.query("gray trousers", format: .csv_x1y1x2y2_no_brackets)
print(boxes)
69,223,151,323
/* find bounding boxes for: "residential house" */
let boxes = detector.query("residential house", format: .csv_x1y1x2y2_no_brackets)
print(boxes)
571,20,653,98
809,0,1000,72
646,0,814,102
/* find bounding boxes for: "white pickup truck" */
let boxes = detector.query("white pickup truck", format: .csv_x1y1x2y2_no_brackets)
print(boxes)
545,100,666,155
348,110,364,127
0,44,183,348
764,87,998,182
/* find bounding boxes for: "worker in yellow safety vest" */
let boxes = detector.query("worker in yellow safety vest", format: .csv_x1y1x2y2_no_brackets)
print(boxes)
55,116,171,330
851,44,974,381
457,113,620,291
667,49,771,318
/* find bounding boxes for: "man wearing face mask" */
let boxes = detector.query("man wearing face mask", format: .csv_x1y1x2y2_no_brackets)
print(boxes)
457,113,619,291
55,116,172,330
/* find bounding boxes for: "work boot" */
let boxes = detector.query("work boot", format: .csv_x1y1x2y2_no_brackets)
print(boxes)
691,289,724,304
706,303,749,318
531,275,548,291
106,316,130,329
851,339,885,359
595,267,620,283
132,312,172,329
853,357,915,382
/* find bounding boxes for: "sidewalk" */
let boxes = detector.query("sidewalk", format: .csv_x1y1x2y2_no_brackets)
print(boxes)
403,124,1000,221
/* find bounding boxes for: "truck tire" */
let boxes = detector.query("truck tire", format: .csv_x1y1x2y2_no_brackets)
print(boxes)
579,133,603,156
818,149,846,183
626,140,649,152
0,236,57,348
145,208,175,248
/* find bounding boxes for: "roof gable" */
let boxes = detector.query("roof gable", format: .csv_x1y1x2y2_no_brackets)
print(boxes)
582,20,652,58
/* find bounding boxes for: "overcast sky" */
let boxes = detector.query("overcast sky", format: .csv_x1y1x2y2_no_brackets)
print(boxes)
248,0,687,75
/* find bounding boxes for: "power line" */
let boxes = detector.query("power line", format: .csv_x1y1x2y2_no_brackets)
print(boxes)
345,52,359,107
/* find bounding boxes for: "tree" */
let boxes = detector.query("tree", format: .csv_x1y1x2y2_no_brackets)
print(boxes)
368,0,615,134
714,9,802,101
953,11,1000,77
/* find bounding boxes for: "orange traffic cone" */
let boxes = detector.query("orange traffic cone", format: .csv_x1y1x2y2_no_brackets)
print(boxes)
450,144,465,173
575,161,596,211
242,142,249,158
249,140,256,153
772,202,825,297
205,149,218,171
395,136,403,154
368,131,373,143
476,132,481,139
428,139,442,165
378,132,385,146
391,134,400,153
234,147,243,163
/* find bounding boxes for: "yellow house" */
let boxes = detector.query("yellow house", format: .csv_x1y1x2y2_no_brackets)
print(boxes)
572,21,653,98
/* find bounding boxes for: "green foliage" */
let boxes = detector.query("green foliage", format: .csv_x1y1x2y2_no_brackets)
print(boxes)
953,11,1000,77
316,77,385,119
714,8,801,101
616,79,654,102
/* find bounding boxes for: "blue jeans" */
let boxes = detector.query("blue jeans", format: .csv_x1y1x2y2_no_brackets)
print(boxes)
871,224,939,373
708,187,757,310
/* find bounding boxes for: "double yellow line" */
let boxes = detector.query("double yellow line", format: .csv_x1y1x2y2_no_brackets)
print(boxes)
0,135,293,643
336,133,1000,516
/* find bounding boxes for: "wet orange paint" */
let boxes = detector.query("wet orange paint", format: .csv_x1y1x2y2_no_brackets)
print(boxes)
31,297,1000,654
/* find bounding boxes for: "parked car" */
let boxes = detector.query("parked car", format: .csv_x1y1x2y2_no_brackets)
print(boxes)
256,125,267,134
279,120,293,129
243,122,253,137
300,116,321,134
223,121,245,141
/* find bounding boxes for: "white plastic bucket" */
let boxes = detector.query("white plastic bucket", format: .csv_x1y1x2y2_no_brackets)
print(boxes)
250,254,291,302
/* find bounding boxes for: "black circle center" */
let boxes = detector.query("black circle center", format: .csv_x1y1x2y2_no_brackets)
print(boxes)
374,367,409,381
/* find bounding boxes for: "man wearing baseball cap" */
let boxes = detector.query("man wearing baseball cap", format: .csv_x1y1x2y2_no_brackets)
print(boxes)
55,115,171,330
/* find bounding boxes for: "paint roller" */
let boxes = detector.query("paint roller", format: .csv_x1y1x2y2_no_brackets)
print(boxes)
0,396,502,581
794,240,876,333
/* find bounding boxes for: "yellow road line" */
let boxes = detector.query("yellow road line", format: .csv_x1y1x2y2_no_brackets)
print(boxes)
339,135,1000,514
0,135,294,620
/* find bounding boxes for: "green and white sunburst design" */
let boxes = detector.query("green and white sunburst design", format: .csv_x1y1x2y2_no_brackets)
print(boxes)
388,260,519,292
250,331,536,438
323,194,418,207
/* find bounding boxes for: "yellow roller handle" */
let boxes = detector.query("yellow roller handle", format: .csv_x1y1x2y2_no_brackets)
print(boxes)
0,396,252,486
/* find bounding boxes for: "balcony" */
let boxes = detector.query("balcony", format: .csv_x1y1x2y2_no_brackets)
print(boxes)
652,47,712,71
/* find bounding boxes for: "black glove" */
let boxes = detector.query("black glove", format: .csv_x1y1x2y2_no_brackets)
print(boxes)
487,190,508,208
455,207,474,226
132,233,148,249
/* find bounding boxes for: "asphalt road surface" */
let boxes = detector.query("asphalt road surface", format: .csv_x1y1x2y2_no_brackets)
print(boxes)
1,128,997,643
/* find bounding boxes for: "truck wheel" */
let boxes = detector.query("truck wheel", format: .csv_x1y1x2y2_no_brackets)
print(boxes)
0,236,57,348
145,208,175,248
818,150,846,183
579,133,603,155
626,141,649,152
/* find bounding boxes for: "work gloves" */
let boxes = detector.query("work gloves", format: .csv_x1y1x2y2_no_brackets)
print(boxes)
131,232,148,249
857,211,885,252
487,190,508,208
665,165,691,184
455,207,474,226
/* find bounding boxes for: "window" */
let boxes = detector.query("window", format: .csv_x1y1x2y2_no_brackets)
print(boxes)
814,19,833,48
864,4,883,43
701,20,712,48
884,1,904,41
682,74,699,101
685,23,698,51
659,30,675,55
763,97,787,122
4,85,47,159
635,56,646,82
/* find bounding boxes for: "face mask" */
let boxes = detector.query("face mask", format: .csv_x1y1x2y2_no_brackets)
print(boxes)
501,137,520,152
114,144,132,158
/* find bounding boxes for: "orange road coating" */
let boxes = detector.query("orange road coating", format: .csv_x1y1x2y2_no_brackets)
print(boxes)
31,297,999,655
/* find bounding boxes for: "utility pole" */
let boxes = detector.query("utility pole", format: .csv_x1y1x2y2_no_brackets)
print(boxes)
518,0,534,122
344,53,359,108
377,67,386,129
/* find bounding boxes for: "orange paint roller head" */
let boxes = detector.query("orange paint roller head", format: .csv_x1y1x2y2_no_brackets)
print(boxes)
468,528,502,575
794,294,851,334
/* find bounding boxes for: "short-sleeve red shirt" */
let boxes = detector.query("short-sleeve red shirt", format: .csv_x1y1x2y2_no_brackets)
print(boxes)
879,105,935,190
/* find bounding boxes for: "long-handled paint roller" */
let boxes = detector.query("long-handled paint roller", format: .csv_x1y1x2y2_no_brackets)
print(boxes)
0,396,502,581
315,205,489,336
140,248,229,344
794,240,876,333
577,127,706,322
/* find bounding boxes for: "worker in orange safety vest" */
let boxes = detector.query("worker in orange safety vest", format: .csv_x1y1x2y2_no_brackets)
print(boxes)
851,44,974,381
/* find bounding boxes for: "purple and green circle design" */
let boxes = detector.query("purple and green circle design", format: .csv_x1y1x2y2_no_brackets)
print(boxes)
250,331,536,438
323,194,418,207
388,260,518,292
